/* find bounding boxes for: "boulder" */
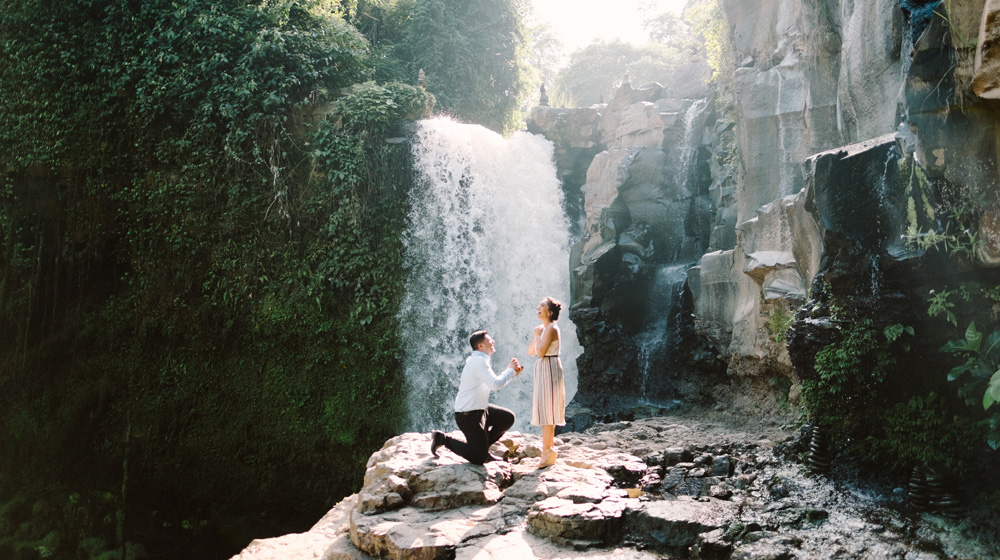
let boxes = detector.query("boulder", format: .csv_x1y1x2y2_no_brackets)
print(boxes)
527,494,632,545
233,415,993,560
350,504,506,560
626,497,739,549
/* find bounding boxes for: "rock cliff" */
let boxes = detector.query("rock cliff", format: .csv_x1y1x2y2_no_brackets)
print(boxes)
231,412,997,559
528,0,1000,413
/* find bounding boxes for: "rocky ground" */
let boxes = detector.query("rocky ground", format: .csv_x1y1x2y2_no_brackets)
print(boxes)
232,410,999,560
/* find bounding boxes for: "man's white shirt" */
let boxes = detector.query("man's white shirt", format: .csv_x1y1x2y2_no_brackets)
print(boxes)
453,350,515,412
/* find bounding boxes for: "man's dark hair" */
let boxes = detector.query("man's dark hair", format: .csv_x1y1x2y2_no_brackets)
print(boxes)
469,330,488,350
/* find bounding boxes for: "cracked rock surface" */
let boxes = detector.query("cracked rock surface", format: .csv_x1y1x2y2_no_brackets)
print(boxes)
232,412,998,560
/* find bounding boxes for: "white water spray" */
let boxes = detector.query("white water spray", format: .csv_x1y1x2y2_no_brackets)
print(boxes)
676,99,706,189
399,117,582,433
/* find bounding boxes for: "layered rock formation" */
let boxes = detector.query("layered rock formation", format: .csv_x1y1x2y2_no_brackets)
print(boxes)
527,0,1000,414
528,68,724,414
232,414,997,560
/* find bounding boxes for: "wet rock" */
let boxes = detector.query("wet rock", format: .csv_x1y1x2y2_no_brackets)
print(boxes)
664,447,693,466
710,456,732,477
766,506,829,529
626,497,738,549
691,528,733,559
527,495,630,545
709,485,733,500
661,467,686,492
973,0,1000,100
676,478,708,497
233,414,999,560
593,453,647,487
350,504,506,560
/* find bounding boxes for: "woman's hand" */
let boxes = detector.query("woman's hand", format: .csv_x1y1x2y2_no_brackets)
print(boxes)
529,324,544,356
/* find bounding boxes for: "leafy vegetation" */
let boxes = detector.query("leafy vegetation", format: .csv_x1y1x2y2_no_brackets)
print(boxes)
801,313,906,432
553,39,691,106
926,289,1000,450
799,148,998,484
767,303,794,343
0,0,500,557
685,0,735,95
901,148,1000,451
867,392,985,473
347,0,532,133
549,2,718,107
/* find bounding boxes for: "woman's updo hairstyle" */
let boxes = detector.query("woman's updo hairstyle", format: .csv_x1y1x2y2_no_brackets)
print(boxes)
543,296,562,321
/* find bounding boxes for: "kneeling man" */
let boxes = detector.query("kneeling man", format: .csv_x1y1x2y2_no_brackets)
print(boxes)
431,330,522,464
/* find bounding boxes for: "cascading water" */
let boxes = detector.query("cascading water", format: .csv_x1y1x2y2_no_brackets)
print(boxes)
634,99,706,400
676,99,706,192
399,117,582,433
867,146,901,298
635,263,691,399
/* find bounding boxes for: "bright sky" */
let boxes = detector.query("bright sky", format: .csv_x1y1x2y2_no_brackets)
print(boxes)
530,0,688,53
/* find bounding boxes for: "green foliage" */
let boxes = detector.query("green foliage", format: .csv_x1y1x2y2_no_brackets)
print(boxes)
939,322,1000,447
800,305,913,443
919,281,1000,450
902,152,981,262
867,393,985,473
884,323,915,350
349,0,531,133
0,1,437,557
554,40,689,106
524,23,566,105
812,318,895,397
767,304,794,343
928,288,959,326
685,0,735,97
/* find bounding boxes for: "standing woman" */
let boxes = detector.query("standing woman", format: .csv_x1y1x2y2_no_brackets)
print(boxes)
528,296,565,467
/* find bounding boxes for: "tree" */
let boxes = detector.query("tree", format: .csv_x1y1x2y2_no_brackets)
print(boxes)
524,22,566,106
554,39,687,106
400,0,532,133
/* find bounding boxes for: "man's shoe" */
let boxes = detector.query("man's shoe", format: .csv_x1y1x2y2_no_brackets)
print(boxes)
430,431,446,457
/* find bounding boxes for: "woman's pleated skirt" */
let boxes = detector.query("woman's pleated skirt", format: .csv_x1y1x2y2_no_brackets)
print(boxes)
531,355,565,426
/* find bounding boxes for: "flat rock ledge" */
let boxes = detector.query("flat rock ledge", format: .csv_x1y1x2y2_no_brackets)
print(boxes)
233,414,997,560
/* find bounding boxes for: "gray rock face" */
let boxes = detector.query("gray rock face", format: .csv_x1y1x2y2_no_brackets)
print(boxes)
524,0,1000,413
529,79,719,407
974,0,1000,99
684,0,1000,387
231,414,995,560
687,0,906,384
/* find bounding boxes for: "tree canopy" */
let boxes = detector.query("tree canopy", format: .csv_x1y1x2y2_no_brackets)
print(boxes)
0,0,525,557
553,39,690,107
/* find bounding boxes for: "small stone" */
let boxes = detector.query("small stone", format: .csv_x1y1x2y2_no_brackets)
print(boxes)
663,447,691,466
709,485,733,500
710,456,732,477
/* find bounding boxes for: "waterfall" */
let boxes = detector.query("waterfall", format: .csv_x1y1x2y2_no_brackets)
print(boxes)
634,99,705,400
868,146,900,299
676,99,706,190
635,263,691,400
399,117,582,433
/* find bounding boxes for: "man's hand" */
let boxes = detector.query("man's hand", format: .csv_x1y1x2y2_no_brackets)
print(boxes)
510,358,523,375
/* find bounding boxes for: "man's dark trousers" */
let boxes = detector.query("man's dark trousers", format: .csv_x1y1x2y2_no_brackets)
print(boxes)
444,405,515,464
